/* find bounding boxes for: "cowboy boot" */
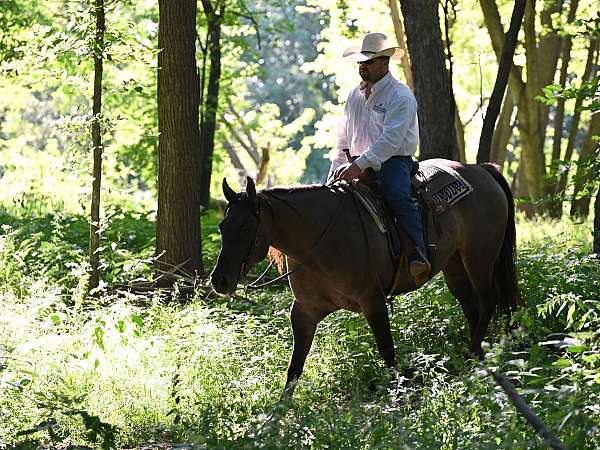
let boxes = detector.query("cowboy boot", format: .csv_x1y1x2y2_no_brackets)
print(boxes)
409,246,431,287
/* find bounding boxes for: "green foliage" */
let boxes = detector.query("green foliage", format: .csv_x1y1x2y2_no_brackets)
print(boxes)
208,0,335,190
0,213,87,297
1,211,598,448
1,0,333,213
15,388,117,450
0,209,150,295
537,76,600,112
1,0,599,448
0,0,159,215
0,0,46,63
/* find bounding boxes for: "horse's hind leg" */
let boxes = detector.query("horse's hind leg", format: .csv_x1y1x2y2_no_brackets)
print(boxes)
443,253,479,345
444,250,498,357
461,252,498,357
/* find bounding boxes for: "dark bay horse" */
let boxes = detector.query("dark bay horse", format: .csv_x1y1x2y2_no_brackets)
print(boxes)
211,159,520,393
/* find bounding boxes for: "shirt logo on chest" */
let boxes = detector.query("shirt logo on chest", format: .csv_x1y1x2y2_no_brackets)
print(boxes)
373,103,386,113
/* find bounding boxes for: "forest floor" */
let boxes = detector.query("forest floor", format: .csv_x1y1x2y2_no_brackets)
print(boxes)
0,208,599,449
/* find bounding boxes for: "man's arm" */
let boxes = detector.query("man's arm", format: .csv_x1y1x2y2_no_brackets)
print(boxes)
354,94,417,171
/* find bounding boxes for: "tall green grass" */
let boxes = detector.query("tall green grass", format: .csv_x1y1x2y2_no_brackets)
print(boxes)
0,209,598,449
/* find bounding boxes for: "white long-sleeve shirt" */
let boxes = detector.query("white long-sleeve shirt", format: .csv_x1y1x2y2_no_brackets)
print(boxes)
329,72,419,175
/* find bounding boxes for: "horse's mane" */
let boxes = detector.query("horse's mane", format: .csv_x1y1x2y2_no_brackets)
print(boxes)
260,183,333,274
261,183,329,195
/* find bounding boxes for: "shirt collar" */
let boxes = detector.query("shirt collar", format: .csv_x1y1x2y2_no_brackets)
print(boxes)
371,72,393,94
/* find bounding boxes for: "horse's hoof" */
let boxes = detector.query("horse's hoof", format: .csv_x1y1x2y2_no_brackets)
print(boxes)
280,380,298,401
467,349,484,360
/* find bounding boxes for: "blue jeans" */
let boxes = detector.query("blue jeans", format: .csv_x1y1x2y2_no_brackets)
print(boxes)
379,156,426,254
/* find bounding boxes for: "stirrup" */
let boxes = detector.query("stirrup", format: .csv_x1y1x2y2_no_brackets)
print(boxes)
410,247,431,285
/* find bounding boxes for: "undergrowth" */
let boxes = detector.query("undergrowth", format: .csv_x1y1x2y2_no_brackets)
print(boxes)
0,209,598,449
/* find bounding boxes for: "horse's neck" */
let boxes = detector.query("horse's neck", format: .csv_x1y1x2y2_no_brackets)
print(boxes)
259,187,340,260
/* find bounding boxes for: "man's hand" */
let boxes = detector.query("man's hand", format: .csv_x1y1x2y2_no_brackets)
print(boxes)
337,162,362,182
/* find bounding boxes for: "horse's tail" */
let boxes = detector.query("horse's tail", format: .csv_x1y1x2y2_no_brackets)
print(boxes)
480,163,522,318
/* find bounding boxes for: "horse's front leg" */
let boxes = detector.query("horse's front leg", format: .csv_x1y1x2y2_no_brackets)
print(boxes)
363,296,396,368
282,301,323,396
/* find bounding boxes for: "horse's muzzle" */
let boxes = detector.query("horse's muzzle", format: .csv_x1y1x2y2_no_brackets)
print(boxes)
210,271,236,295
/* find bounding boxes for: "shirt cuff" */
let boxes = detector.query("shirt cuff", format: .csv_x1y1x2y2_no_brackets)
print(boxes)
354,155,371,171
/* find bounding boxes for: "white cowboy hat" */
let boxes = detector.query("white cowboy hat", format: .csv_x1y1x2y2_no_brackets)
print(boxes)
342,32,404,61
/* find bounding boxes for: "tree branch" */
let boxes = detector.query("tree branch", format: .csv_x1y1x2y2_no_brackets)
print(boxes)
388,0,414,91
479,0,526,96
490,369,566,450
221,115,261,165
477,0,525,163
230,10,262,50
222,139,247,172
227,98,260,154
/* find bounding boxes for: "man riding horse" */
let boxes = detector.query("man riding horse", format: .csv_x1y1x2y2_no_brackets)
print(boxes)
329,32,431,286
211,32,520,395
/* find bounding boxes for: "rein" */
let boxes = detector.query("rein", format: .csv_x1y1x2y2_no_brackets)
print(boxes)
245,184,347,290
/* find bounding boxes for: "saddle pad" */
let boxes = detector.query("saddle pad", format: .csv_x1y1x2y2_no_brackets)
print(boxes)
415,163,473,211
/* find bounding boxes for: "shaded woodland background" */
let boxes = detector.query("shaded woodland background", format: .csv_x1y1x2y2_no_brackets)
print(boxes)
0,0,599,448
0,0,598,284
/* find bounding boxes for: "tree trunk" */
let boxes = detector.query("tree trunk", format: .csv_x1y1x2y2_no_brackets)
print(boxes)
480,0,526,94
455,108,466,162
553,39,598,217
388,0,414,91
520,0,548,212
256,145,270,186
156,0,203,280
516,99,546,211
594,186,600,254
550,0,579,167
481,0,563,214
199,0,223,208
399,0,459,161
490,90,516,167
535,0,564,151
442,0,465,163
515,156,535,217
476,4,519,169
89,0,105,293
570,113,600,219
547,0,579,218
477,0,525,164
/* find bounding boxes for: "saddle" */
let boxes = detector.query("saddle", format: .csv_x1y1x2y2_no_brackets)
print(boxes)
346,159,473,296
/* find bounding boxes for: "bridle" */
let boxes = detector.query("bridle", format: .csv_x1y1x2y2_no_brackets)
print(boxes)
234,200,262,282
239,184,348,290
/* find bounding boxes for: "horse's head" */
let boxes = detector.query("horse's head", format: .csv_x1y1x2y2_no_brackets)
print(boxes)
210,177,270,295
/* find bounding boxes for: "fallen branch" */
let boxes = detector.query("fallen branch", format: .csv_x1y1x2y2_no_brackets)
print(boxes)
488,368,566,450
154,258,195,280
113,259,201,295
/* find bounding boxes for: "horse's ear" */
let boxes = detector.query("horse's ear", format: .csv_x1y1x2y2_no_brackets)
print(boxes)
246,176,256,203
222,178,236,203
